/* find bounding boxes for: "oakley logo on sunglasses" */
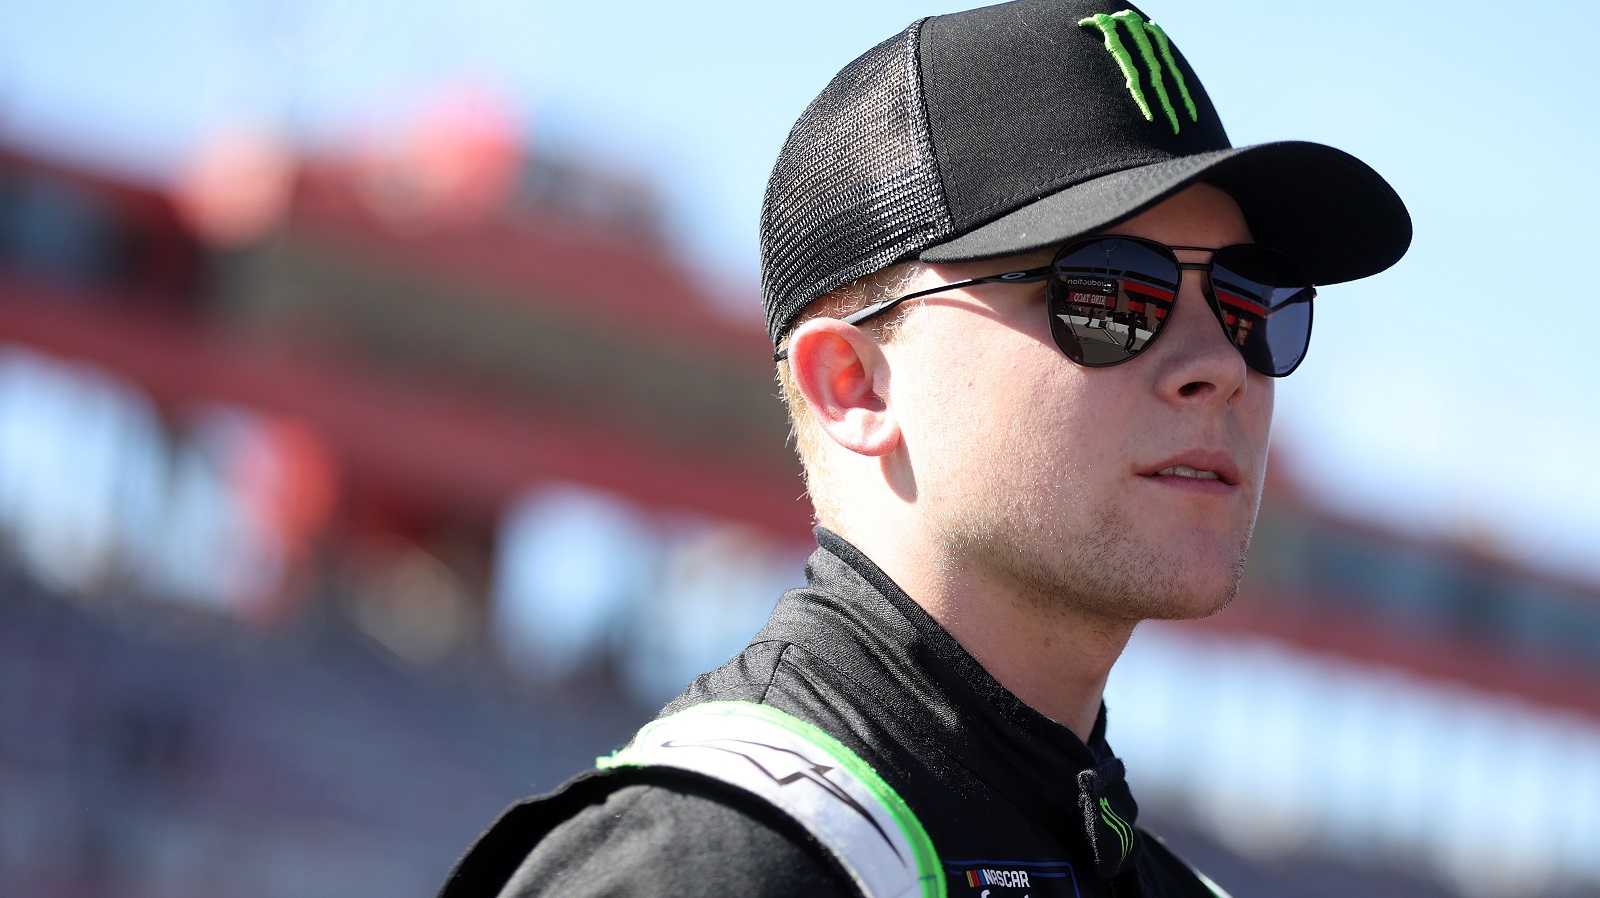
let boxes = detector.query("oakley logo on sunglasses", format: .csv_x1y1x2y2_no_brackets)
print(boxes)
1078,10,1198,135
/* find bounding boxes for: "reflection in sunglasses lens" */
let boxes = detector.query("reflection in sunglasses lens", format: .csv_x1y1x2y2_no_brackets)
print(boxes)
1047,239,1312,376
1213,245,1314,376
1049,241,1179,366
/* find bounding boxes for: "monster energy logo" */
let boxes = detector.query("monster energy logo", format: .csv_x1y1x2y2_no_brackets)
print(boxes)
1079,9,1198,134
1099,796,1134,864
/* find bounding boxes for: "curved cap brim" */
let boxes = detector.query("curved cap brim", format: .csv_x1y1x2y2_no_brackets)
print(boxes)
919,141,1411,286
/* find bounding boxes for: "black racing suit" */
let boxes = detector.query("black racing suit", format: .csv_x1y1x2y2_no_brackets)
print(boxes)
438,529,1224,898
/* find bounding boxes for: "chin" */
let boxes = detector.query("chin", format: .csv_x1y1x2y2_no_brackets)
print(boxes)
1137,527,1252,620
1153,550,1248,620
939,494,1254,623
1000,539,1245,623
1028,526,1250,623
1136,577,1239,621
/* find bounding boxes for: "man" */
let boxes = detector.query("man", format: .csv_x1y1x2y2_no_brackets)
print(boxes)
438,2,1409,896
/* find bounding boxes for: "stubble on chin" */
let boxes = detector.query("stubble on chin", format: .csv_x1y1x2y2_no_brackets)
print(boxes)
939,505,1251,624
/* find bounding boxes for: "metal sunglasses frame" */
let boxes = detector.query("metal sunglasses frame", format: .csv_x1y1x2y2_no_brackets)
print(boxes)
774,236,1315,377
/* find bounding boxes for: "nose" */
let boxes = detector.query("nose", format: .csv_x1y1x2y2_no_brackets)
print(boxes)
1150,265,1250,405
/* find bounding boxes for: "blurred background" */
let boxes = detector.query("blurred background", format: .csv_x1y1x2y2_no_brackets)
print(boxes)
0,1,1596,897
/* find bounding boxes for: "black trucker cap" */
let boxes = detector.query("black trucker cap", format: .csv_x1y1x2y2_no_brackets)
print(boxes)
760,0,1412,344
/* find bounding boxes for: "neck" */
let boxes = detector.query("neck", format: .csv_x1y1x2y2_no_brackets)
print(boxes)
839,523,1135,742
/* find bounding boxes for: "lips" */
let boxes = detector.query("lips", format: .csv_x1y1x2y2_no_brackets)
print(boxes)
1152,464,1219,480
1138,452,1241,486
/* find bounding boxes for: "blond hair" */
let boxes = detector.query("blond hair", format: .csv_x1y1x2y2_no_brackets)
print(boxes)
775,262,926,527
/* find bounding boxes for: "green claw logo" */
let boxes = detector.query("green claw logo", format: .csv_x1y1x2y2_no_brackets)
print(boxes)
1078,9,1199,135
1099,796,1133,864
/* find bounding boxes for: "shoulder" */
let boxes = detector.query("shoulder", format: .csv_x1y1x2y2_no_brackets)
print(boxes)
665,638,794,711
440,769,859,898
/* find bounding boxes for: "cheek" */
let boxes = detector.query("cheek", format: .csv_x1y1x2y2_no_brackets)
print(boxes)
890,301,1142,496
895,318,1066,461
963,362,1119,493
1242,375,1276,487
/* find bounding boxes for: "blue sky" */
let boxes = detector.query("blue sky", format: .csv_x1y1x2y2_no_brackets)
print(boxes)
3,0,1597,580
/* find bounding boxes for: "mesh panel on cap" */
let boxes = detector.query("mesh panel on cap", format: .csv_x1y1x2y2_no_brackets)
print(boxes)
760,19,953,344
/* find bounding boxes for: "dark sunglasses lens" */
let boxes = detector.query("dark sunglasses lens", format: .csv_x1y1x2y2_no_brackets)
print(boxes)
1047,239,1179,366
1210,246,1314,377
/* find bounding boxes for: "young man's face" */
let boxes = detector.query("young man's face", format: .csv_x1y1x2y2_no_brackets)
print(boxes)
883,184,1273,621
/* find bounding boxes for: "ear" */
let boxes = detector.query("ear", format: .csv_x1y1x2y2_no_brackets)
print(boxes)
785,317,900,457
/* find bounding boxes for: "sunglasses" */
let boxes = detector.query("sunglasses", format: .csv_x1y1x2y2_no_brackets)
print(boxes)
775,236,1316,377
